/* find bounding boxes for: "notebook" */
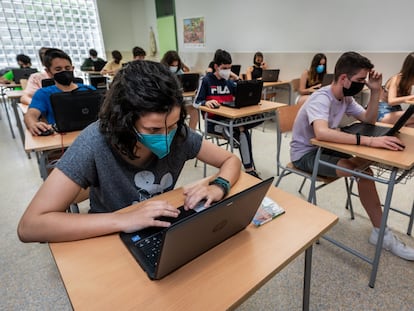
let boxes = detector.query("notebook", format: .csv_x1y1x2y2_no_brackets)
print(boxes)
341,105,414,137
11,68,38,83
261,69,280,82
50,89,104,133
178,73,200,92
221,80,263,108
120,177,274,280
231,64,241,76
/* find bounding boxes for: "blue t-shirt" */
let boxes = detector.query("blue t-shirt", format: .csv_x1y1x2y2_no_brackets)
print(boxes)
29,84,95,124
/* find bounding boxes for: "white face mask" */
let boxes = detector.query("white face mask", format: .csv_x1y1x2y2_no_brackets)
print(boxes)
169,66,178,73
218,68,231,80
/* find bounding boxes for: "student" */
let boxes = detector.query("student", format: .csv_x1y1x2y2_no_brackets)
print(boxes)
100,50,123,76
160,50,197,129
132,46,146,60
17,60,241,243
20,47,55,105
80,48,107,72
246,51,267,80
24,49,94,136
297,53,327,105
0,54,32,87
195,49,261,178
290,51,414,260
206,49,240,80
378,52,414,127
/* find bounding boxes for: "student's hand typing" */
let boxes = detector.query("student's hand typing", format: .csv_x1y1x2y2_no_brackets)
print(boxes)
366,70,382,92
367,136,405,151
120,200,180,233
183,180,224,210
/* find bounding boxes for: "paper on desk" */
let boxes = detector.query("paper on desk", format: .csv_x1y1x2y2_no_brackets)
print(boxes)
252,196,285,226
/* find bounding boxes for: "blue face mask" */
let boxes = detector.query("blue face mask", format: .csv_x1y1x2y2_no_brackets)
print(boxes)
134,128,177,159
316,65,325,74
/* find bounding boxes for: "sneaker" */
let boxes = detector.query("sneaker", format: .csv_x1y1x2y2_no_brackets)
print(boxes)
369,227,414,261
222,127,240,148
246,170,262,180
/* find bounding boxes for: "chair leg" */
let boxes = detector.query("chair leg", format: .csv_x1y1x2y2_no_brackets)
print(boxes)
407,201,414,236
298,177,307,194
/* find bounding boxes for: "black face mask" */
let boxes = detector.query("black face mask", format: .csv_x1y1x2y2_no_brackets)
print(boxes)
54,70,74,86
342,81,365,96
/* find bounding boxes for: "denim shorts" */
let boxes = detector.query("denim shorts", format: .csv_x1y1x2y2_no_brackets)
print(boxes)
292,148,352,177
377,102,402,121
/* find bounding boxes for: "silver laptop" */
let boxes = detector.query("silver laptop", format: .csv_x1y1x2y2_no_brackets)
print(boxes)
120,177,274,280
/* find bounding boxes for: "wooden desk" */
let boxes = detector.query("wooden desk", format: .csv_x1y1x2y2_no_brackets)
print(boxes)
1,83,21,138
49,173,338,311
199,100,286,175
310,128,414,287
25,129,81,180
263,81,293,105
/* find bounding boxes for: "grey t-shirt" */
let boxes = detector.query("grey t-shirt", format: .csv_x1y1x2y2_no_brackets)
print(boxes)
290,86,365,162
57,121,203,213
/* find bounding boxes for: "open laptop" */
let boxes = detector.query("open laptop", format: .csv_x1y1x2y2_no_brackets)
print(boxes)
11,68,38,83
178,73,200,92
261,69,280,82
120,177,274,280
341,104,414,137
50,89,104,132
221,80,263,108
231,65,241,76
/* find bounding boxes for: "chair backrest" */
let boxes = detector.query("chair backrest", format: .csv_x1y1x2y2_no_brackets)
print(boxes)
291,78,300,93
276,102,304,133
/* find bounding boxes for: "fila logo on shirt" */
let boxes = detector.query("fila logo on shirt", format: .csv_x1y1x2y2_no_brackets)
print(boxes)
210,85,230,95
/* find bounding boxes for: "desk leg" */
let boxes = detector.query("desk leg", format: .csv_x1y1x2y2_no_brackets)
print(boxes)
303,245,313,311
229,120,234,153
203,112,208,177
11,99,30,158
2,94,16,138
369,168,397,288
309,147,322,204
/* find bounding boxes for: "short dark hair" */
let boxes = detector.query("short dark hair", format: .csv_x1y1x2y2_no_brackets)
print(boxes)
89,49,98,57
334,52,373,81
132,46,146,58
213,49,232,66
16,54,31,66
99,60,187,160
43,49,72,69
38,47,54,66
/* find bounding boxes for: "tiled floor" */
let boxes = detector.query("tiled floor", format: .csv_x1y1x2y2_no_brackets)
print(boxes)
1,104,413,310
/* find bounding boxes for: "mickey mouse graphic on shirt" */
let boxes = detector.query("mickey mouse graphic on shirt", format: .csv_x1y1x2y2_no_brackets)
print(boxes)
132,170,173,203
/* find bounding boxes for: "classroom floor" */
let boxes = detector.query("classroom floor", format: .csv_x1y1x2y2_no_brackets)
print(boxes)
1,106,413,310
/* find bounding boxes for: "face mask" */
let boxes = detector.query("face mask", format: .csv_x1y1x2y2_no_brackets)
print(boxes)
218,68,231,80
316,65,325,74
53,70,74,86
135,128,177,159
169,66,178,73
342,80,365,97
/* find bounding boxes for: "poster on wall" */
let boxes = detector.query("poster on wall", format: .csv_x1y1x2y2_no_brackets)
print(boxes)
183,17,205,48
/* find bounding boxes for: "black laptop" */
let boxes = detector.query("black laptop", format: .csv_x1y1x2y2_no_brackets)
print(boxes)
178,73,200,92
261,69,280,82
341,105,414,137
120,177,274,280
221,80,263,108
12,68,38,83
231,64,241,76
50,89,104,133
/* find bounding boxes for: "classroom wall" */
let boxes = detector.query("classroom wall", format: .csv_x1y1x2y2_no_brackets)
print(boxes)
97,0,413,80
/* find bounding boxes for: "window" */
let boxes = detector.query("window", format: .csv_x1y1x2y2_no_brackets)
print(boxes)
0,0,105,71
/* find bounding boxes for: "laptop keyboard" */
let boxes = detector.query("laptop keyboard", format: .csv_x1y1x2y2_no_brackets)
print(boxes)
135,234,163,267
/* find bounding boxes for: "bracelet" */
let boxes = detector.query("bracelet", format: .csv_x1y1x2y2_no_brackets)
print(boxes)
356,133,361,145
209,176,230,198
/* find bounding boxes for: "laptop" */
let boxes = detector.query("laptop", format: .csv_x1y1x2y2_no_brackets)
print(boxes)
120,177,274,280
341,105,414,137
89,76,108,89
11,68,38,83
221,80,263,108
178,73,200,92
261,69,280,82
50,89,104,133
231,64,241,76
321,73,334,86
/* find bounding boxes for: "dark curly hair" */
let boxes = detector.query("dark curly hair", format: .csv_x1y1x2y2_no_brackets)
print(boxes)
99,60,186,160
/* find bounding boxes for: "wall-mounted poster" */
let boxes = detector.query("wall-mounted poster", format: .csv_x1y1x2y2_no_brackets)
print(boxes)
183,17,205,47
